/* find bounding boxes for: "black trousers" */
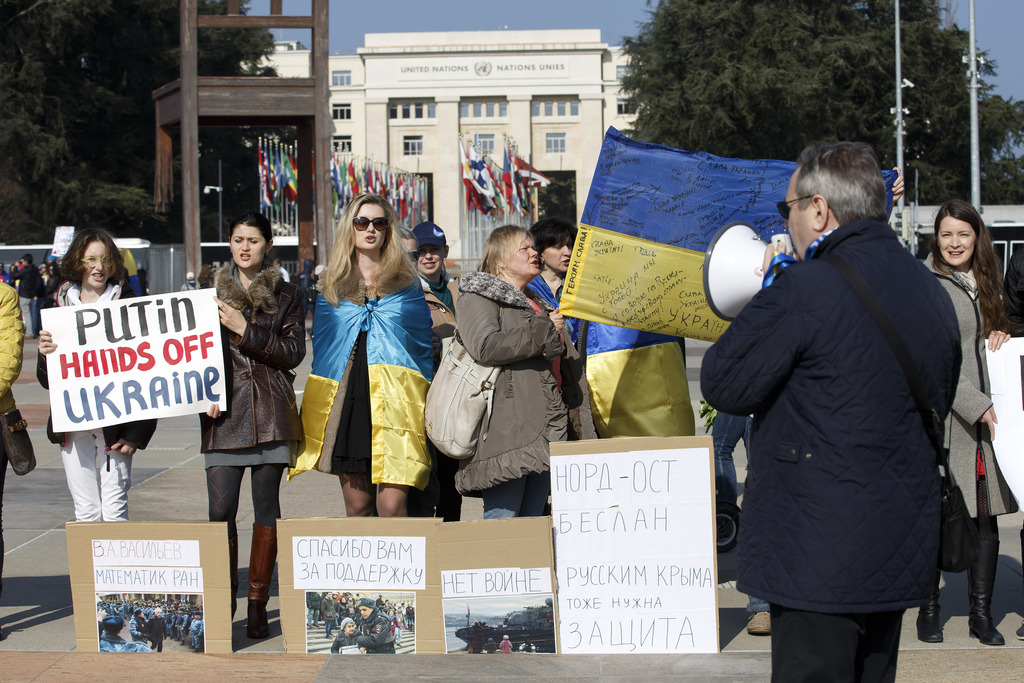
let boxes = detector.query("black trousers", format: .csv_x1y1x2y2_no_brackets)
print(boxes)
770,604,904,683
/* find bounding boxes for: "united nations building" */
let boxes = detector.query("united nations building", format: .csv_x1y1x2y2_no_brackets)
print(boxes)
267,29,634,262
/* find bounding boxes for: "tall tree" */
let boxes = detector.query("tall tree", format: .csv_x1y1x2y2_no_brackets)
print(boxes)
621,0,1024,204
0,0,276,243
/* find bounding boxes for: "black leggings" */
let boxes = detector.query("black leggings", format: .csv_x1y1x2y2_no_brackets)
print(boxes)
206,464,286,539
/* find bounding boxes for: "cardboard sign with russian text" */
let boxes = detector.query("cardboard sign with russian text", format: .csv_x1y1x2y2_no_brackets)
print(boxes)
550,436,719,654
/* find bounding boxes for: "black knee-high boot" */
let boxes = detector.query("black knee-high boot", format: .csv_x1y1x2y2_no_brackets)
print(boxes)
1018,528,1024,641
916,570,943,642
968,537,1004,645
228,535,238,619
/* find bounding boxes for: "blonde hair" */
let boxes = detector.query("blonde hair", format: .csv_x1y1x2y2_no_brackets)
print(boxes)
321,194,415,305
479,224,531,278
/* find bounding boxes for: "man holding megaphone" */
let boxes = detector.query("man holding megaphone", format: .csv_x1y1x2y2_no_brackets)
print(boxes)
701,142,959,682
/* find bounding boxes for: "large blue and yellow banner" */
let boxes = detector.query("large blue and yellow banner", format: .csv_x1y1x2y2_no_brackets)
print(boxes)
562,128,896,342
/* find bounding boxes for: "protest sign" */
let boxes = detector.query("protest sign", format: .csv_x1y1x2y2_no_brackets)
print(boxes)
986,338,1024,505
40,289,225,432
52,226,75,259
561,128,897,341
550,436,718,654
438,518,558,654
66,522,231,653
278,518,441,655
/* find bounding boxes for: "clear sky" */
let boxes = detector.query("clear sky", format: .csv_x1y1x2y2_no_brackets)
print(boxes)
251,0,1023,101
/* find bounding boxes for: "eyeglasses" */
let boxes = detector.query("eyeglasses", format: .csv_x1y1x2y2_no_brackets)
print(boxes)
353,216,389,231
80,256,111,268
777,195,814,220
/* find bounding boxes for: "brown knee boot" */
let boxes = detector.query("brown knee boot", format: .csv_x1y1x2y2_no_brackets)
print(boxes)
247,523,277,639
228,535,239,619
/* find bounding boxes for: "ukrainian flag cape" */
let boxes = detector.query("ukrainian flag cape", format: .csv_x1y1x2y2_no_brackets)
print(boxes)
291,283,434,488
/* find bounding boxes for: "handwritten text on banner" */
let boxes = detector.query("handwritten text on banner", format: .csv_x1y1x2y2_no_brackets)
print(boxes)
551,444,718,654
292,536,427,590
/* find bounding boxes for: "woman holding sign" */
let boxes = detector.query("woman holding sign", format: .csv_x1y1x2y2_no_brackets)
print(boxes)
919,199,1017,646
37,228,157,523
291,193,434,518
455,225,569,518
201,210,305,639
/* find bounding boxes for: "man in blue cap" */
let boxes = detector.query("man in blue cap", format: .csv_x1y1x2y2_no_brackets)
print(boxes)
412,221,458,340
411,221,462,522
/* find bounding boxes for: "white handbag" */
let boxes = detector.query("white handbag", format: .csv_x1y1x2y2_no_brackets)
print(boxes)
424,333,500,459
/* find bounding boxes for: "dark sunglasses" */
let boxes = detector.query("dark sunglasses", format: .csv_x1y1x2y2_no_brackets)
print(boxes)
776,195,814,220
353,216,389,231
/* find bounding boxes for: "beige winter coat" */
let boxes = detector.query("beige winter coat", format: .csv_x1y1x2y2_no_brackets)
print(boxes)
454,272,568,495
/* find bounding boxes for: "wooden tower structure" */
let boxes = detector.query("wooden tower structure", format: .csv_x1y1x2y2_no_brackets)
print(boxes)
152,0,332,274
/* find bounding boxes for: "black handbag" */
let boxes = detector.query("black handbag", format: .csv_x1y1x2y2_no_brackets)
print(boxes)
826,255,979,572
1,409,37,476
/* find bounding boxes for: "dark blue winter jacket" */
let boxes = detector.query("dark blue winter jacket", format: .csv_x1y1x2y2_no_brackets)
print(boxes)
701,218,961,613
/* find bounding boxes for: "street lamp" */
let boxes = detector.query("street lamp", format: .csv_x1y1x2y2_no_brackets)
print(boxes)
203,159,224,242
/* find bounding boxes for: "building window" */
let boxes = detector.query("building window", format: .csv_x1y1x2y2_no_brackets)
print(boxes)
546,133,566,155
532,98,580,119
403,135,423,156
475,134,495,155
332,103,352,120
390,101,436,120
616,64,629,80
332,70,352,86
332,136,352,152
616,98,636,115
461,99,508,119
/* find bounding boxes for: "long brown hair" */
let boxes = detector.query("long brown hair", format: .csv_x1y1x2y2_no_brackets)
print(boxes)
930,199,1012,337
321,194,414,305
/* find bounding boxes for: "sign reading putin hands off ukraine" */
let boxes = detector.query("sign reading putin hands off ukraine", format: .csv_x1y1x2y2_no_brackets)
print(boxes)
41,290,226,431
561,128,896,342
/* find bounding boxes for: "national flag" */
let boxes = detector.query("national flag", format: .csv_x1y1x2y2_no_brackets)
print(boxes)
284,151,299,203
502,145,514,207
257,142,271,212
560,127,898,342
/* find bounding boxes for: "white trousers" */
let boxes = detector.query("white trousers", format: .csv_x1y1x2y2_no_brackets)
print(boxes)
61,429,132,522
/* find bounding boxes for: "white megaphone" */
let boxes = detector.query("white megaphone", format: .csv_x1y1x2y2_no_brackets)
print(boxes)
702,222,771,321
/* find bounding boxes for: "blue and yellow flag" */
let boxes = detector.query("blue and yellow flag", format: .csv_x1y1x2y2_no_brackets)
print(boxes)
118,248,141,296
291,283,434,488
561,128,896,342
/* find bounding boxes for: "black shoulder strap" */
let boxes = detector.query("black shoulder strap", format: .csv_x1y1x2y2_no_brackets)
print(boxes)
824,254,947,467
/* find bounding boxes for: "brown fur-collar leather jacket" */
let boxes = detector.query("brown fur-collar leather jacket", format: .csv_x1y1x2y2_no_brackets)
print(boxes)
200,265,306,452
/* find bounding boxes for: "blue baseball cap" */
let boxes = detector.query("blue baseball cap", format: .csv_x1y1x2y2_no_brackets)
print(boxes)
413,221,446,248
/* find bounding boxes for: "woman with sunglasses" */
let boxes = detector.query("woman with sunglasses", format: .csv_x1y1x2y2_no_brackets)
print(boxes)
37,228,157,522
292,194,434,517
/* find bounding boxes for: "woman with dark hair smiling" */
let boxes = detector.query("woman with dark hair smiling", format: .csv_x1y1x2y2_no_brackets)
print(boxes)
919,198,1017,646
201,210,305,638
37,228,157,523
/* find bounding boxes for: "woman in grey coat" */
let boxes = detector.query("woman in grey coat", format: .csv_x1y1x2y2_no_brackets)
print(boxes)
455,225,569,518
921,199,1017,646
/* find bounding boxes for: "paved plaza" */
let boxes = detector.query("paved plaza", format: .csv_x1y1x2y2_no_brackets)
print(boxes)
1,338,1022,680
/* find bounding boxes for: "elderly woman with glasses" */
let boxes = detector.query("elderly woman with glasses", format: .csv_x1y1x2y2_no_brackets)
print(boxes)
37,228,157,522
291,194,434,517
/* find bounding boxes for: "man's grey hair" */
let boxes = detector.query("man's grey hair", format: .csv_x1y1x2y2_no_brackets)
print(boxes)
794,142,887,225
396,227,416,242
